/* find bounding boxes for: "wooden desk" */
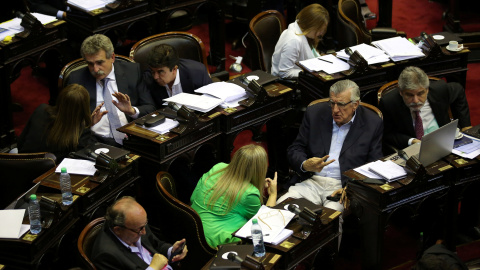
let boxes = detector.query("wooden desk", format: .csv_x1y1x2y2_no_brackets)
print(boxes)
0,154,141,269
202,251,281,270
344,159,454,269
0,19,68,152
298,47,470,106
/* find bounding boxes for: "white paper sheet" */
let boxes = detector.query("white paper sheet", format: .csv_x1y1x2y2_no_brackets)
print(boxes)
55,158,96,176
0,209,26,239
145,118,179,134
299,54,350,74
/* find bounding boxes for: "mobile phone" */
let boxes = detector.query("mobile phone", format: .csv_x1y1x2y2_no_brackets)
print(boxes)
169,241,186,263
326,194,341,202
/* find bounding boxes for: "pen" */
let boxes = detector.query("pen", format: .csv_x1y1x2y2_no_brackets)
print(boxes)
317,58,333,64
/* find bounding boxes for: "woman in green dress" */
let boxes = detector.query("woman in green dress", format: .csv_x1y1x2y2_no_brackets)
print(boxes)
190,144,277,248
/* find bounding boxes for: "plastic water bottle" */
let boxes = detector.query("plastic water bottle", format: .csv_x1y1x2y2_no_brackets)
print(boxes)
251,218,266,257
59,167,73,205
28,194,42,234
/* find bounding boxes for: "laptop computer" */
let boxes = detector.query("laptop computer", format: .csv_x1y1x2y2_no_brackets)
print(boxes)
5,182,41,211
72,143,130,162
400,119,458,167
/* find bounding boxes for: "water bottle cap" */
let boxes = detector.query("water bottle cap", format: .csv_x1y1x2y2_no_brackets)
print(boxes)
252,218,258,224
61,167,67,173
30,194,36,200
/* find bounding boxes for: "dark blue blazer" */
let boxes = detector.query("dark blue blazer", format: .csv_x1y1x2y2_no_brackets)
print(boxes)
288,102,384,186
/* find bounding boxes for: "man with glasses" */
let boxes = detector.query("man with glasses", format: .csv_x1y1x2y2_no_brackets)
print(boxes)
91,196,187,270
379,66,470,150
278,79,383,242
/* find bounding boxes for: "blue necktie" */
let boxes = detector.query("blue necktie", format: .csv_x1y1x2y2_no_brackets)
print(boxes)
102,78,124,144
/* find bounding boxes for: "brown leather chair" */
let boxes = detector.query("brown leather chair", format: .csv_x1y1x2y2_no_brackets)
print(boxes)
0,152,56,209
309,98,383,119
57,55,134,90
77,217,105,270
248,10,286,73
336,0,406,49
152,171,216,270
129,32,209,74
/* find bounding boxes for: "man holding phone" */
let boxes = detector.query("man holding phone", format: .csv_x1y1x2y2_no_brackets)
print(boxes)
92,196,187,270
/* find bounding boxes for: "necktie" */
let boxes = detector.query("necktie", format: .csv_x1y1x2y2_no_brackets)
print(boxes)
101,78,124,144
414,110,424,139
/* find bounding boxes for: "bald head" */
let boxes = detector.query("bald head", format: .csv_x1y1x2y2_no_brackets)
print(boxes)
106,196,148,246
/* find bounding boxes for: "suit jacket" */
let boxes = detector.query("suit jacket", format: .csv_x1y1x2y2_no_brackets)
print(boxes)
143,58,212,108
288,103,384,186
66,61,156,118
28,0,67,17
91,224,171,270
378,80,471,149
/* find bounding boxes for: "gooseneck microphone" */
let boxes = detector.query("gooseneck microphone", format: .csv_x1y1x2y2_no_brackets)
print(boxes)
287,204,318,224
168,102,181,112
287,204,302,215
84,149,98,161
227,252,243,264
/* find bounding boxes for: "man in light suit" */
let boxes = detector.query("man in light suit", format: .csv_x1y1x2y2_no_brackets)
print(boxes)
278,80,383,241
142,44,212,108
66,34,155,146
92,196,187,270
378,66,471,150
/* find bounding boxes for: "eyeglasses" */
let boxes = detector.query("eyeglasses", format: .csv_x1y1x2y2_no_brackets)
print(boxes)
258,210,286,230
329,100,353,108
120,220,148,234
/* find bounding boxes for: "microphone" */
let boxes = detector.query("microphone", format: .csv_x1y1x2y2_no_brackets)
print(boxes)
345,47,354,56
287,204,301,215
287,204,317,224
15,11,25,19
84,149,98,161
168,102,181,112
227,252,243,264
397,149,409,161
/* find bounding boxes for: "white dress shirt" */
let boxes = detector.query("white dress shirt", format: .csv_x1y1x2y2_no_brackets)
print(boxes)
164,70,183,98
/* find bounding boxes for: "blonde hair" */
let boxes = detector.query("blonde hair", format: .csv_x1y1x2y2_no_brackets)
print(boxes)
205,144,268,214
46,84,92,151
296,3,330,48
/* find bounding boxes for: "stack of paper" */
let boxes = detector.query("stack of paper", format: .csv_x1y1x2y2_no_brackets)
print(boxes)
372,36,425,62
0,13,57,40
368,160,407,182
194,82,248,108
146,118,179,134
163,93,223,113
336,43,390,65
0,210,30,239
299,54,350,74
235,205,295,245
55,158,96,176
67,0,114,11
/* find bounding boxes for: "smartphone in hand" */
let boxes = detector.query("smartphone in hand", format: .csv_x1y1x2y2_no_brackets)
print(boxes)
326,194,341,202
169,241,186,264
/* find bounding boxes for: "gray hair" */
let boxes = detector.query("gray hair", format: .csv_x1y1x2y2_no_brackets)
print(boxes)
330,79,360,102
80,34,114,59
105,196,137,229
398,66,430,91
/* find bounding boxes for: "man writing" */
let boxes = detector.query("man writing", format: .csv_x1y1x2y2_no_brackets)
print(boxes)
66,34,155,146
92,196,187,270
379,66,471,150
143,44,212,108
278,80,383,242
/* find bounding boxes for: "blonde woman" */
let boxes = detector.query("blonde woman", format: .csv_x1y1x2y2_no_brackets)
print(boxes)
18,84,96,161
271,3,330,79
190,144,277,248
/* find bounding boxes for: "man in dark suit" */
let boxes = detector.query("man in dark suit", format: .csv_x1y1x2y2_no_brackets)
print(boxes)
92,196,187,270
378,66,471,150
66,34,155,146
278,79,383,214
142,44,212,108
28,0,69,19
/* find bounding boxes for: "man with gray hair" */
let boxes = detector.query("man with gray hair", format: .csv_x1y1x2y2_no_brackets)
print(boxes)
67,34,155,146
379,66,470,150
278,79,383,216
91,196,187,270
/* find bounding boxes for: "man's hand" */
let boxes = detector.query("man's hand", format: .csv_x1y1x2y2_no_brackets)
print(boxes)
412,139,421,144
331,187,349,209
150,253,168,270
91,102,108,125
112,92,135,116
171,239,188,262
303,155,335,173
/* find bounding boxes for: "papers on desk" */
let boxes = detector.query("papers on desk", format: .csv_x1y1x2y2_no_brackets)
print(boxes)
145,118,179,134
336,43,390,65
55,158,96,176
368,160,407,182
194,82,248,108
0,210,29,239
372,36,425,62
0,13,57,40
353,161,383,179
235,205,295,245
299,54,350,74
164,93,223,113
452,134,480,159
67,0,114,11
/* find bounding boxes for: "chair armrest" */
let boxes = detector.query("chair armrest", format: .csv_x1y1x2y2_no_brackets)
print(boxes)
371,28,405,41
211,70,230,82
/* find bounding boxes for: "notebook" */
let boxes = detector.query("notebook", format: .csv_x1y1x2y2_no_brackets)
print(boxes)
72,143,130,162
209,244,254,269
